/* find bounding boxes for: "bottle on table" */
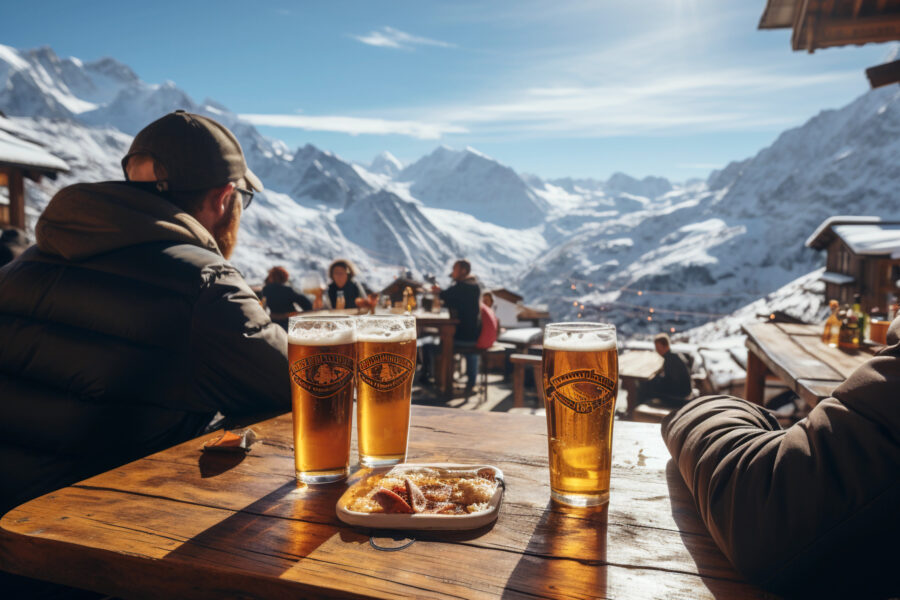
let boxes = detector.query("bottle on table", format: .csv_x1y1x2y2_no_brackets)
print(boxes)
403,286,416,313
852,294,868,342
335,290,346,310
838,304,860,350
822,299,840,347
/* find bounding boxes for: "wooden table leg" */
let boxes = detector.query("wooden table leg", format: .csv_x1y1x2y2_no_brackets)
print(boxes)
621,377,639,417
744,350,769,406
532,364,545,404
512,363,525,408
436,325,455,399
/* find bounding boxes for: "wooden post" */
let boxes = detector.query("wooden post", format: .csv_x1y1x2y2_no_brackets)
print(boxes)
744,350,769,406
8,168,25,229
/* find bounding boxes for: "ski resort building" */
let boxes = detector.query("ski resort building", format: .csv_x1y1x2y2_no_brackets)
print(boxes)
806,216,900,311
0,118,69,229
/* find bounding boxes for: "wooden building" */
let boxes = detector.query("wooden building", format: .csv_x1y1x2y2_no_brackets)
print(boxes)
806,216,900,311
759,0,900,87
0,121,69,229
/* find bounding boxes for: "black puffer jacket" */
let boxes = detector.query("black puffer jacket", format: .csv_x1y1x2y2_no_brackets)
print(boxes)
0,182,290,515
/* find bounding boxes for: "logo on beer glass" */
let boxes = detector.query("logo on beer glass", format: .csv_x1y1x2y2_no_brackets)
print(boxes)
358,353,414,392
545,369,616,414
291,354,355,397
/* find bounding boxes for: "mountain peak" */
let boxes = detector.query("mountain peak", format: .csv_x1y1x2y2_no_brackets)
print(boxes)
369,151,403,176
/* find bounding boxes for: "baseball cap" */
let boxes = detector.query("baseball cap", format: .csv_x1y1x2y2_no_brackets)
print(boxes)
121,110,263,193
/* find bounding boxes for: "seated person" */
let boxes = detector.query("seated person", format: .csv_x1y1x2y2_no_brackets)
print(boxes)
662,318,900,599
260,266,313,330
636,333,691,408
327,258,368,309
476,292,499,350
432,260,482,393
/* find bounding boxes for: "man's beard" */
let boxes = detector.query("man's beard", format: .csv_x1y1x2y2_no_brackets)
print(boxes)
213,198,240,259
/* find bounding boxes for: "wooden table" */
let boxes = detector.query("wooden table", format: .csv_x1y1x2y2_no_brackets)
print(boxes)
0,407,770,599
619,350,664,416
304,308,459,398
742,322,874,408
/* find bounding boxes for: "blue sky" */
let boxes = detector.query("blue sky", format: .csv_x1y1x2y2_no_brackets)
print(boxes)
3,0,893,181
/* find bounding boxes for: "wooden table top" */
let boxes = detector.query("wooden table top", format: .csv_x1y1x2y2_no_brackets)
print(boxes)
619,350,663,380
742,322,873,406
0,407,769,599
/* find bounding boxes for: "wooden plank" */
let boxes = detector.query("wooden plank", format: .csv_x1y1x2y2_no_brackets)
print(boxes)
809,341,870,379
742,323,843,384
0,408,768,599
8,168,25,229
744,347,769,406
797,378,841,405
867,58,900,88
774,323,820,337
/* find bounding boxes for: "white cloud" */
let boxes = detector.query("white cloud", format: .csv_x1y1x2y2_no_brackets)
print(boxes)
352,26,454,50
239,113,466,140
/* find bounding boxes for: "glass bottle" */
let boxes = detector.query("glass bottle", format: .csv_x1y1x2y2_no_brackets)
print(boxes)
838,304,860,350
335,290,346,310
852,294,868,343
822,299,840,347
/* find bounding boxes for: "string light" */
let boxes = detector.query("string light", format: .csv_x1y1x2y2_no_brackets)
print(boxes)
769,313,776,320
580,304,585,310
637,290,643,296
670,327,676,333
570,284,576,290
572,301,578,306
577,313,583,318
647,316,653,321
649,308,654,313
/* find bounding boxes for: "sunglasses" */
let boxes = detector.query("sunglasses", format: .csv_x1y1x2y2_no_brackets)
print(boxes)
234,185,254,210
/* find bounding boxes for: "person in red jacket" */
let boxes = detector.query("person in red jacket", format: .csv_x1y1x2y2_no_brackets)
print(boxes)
476,292,499,350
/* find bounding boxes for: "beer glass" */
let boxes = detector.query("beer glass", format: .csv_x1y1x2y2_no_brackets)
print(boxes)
542,322,618,507
355,315,417,467
288,315,357,483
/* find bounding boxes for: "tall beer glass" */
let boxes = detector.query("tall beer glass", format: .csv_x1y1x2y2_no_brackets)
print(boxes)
288,315,357,483
542,322,618,507
355,315,417,467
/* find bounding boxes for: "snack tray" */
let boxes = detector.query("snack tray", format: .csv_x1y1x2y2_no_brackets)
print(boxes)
335,463,504,531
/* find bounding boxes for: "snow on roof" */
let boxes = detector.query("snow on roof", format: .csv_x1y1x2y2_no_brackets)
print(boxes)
805,216,891,251
0,126,69,173
832,224,900,258
820,271,855,286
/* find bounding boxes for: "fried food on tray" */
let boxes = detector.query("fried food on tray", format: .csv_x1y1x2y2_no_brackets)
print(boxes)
346,467,499,515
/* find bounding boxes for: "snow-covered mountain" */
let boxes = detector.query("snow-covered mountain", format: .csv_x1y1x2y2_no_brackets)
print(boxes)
518,84,900,335
398,146,549,229
2,43,898,339
369,151,403,177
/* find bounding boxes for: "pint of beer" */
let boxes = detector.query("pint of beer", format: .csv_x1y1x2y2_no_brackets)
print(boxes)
355,315,417,467
288,315,357,483
542,322,618,507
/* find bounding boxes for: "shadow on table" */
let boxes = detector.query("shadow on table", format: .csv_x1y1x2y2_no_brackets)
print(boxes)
500,501,608,599
163,479,351,580
665,460,771,599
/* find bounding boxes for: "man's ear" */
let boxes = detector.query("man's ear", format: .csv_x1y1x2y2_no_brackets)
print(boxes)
208,182,236,218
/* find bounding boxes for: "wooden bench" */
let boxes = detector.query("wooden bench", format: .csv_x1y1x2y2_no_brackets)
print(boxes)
510,353,543,408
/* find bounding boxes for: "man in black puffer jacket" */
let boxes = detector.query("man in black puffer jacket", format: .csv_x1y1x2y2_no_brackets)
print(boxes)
0,111,290,517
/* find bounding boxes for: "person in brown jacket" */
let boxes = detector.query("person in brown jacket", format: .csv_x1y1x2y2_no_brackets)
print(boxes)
662,319,900,599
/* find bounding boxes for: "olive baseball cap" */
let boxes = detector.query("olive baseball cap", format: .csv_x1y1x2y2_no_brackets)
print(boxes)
121,110,263,192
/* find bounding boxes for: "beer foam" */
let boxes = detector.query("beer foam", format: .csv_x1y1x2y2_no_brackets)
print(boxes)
543,328,617,352
356,329,417,343
289,327,356,346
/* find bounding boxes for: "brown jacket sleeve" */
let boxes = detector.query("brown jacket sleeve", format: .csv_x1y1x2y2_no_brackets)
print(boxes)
661,326,900,599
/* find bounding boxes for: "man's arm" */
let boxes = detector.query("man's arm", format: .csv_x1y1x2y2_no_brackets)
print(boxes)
661,347,900,597
190,266,290,417
291,288,313,312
